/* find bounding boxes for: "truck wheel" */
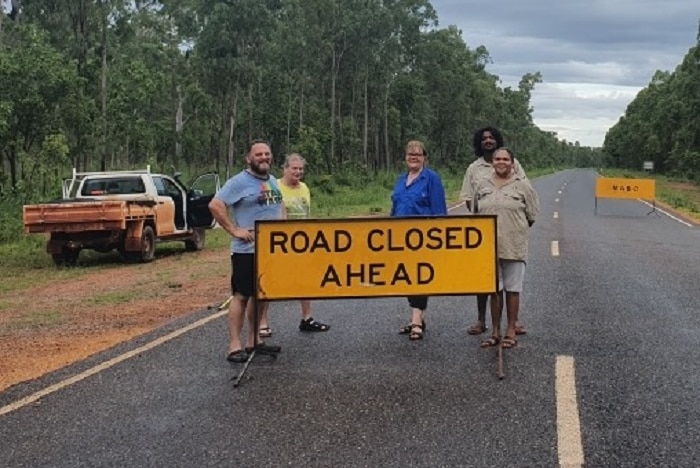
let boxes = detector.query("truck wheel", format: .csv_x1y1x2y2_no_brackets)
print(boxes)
139,225,156,262
52,247,80,267
123,225,156,263
185,228,206,251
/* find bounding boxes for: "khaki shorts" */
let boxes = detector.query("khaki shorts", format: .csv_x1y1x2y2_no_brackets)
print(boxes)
498,259,526,292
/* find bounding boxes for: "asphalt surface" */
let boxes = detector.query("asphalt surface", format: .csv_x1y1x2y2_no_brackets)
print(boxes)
1,169,699,467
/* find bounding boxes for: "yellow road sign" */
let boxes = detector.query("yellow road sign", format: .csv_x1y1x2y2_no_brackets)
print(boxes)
255,215,497,300
595,177,656,200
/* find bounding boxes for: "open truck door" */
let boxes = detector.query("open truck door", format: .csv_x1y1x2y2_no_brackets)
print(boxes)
186,172,219,229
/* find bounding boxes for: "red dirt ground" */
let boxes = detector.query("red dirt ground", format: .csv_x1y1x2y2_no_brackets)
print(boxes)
0,247,230,392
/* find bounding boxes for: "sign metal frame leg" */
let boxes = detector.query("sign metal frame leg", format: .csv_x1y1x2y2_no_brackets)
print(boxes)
497,343,504,380
646,199,660,217
232,288,280,388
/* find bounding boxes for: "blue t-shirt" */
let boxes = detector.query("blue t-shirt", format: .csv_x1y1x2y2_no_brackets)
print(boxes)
390,168,447,217
214,170,284,253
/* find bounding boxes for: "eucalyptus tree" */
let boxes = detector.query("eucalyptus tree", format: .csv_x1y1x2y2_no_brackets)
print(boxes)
604,23,700,178
0,24,77,190
191,0,279,177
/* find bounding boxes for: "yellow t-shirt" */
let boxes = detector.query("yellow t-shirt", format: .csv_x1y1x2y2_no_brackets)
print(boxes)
279,181,311,219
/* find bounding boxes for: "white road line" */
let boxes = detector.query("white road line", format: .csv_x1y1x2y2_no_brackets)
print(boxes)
638,200,693,227
551,241,560,257
553,211,559,219
0,309,228,417
555,198,559,203
556,356,585,468
558,190,562,194
447,201,462,212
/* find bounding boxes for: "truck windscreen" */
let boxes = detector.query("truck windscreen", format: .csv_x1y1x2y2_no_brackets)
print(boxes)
81,177,146,196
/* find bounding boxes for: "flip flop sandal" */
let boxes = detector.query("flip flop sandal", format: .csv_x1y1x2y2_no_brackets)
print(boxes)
467,323,488,335
259,326,273,337
515,325,527,335
480,336,500,348
501,336,518,349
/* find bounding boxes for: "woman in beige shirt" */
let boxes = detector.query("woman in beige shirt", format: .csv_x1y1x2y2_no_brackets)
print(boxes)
474,148,539,349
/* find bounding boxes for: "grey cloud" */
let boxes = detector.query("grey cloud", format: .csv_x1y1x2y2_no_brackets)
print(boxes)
430,0,698,145
436,1,698,86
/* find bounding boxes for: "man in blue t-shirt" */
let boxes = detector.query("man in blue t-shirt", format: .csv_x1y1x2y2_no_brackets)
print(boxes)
209,140,284,363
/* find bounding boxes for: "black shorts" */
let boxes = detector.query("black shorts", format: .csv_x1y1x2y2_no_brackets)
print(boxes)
231,253,255,298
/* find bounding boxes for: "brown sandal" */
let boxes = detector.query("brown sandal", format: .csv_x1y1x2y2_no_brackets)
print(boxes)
409,323,424,340
501,336,517,349
399,319,426,335
480,336,500,348
467,323,488,335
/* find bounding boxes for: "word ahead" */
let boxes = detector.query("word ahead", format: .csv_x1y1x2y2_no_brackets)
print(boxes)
255,215,497,300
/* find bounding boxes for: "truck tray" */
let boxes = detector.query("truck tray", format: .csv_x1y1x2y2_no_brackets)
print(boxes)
23,199,156,233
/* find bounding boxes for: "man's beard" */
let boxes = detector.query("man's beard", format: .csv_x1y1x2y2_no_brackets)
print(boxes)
483,145,496,162
249,161,270,177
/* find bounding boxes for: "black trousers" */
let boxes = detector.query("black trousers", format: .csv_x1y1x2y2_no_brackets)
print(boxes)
407,295,428,310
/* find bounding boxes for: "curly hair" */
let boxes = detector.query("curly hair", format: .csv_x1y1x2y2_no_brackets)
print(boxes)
472,127,504,156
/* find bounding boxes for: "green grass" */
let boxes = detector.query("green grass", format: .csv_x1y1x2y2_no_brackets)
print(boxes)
5,310,65,330
89,291,140,305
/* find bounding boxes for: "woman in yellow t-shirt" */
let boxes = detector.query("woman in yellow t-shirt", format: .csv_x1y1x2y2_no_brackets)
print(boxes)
258,153,330,338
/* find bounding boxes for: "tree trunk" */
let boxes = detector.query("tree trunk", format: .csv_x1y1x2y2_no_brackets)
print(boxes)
286,89,292,149
227,86,240,179
374,127,380,172
175,85,185,162
363,72,369,167
384,81,391,169
100,10,108,171
247,85,254,142
7,147,18,189
298,82,304,130
329,50,337,173
67,0,89,172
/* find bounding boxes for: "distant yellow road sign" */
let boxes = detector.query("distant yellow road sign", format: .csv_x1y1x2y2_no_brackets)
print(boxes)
255,215,497,300
595,177,656,200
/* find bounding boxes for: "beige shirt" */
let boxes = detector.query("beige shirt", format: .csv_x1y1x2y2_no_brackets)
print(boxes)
459,157,526,204
474,175,539,262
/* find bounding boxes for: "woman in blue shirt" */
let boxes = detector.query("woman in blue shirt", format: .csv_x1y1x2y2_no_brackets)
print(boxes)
392,140,447,340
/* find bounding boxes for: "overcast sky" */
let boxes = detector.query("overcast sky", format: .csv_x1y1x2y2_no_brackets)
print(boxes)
432,1,699,147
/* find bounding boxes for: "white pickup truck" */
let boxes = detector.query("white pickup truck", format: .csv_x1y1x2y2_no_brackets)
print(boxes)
23,167,220,266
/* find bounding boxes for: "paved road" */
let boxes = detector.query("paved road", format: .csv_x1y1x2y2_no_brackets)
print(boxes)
1,169,699,467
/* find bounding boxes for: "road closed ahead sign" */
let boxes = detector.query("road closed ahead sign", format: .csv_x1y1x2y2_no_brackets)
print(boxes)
255,215,497,300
